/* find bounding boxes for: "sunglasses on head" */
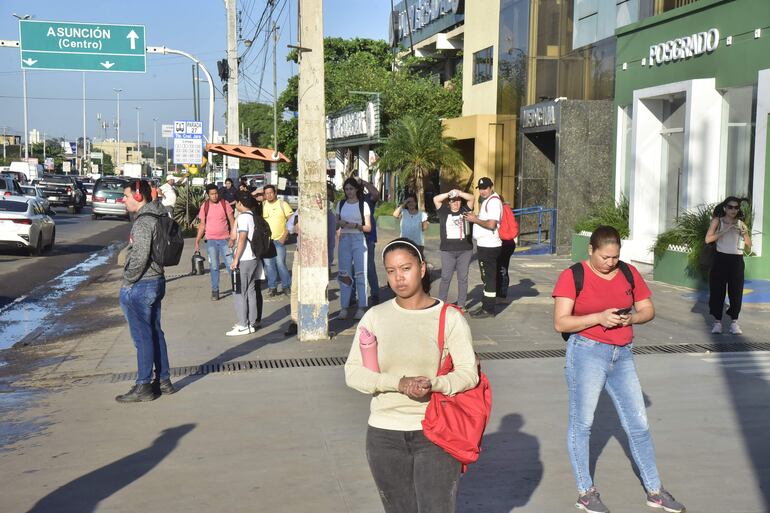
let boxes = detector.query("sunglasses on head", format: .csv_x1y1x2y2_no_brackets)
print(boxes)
726,204,740,210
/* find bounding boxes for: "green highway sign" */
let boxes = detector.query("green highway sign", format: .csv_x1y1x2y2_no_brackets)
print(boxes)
19,20,146,73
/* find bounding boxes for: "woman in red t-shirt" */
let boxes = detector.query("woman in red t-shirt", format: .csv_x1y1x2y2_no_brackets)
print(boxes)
552,226,684,513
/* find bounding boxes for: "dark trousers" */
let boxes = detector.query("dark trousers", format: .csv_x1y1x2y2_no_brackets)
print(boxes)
366,426,461,513
497,239,516,298
709,252,745,320
477,245,501,314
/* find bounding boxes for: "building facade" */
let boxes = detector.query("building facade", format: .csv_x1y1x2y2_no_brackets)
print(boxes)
614,0,770,279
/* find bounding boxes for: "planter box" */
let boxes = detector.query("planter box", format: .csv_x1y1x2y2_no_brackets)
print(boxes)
653,249,706,289
571,233,590,262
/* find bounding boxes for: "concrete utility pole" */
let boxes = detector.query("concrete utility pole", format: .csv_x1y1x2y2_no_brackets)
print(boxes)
136,107,141,165
12,13,31,161
297,0,329,341
225,0,240,181
153,118,158,169
113,88,122,169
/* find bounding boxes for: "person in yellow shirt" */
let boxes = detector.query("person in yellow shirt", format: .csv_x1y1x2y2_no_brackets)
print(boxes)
262,184,294,296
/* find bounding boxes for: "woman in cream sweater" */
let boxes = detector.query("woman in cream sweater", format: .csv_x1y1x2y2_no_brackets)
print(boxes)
345,238,478,513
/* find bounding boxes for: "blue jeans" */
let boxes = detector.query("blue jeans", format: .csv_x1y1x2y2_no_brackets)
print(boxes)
338,233,367,309
263,239,291,290
206,239,233,292
565,334,661,494
119,279,170,385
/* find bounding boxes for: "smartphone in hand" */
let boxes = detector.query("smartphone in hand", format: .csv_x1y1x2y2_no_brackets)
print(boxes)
613,307,632,316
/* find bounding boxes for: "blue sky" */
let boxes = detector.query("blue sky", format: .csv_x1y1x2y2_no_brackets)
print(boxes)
0,0,390,147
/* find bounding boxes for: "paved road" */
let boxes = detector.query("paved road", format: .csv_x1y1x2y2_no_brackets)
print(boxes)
0,206,131,308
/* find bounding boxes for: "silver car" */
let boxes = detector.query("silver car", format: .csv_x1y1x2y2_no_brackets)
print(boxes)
20,185,51,212
91,177,129,220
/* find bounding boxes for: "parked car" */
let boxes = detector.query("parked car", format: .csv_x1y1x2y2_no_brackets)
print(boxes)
0,176,24,197
37,174,86,214
91,177,129,220
20,185,51,213
278,184,299,210
0,196,55,255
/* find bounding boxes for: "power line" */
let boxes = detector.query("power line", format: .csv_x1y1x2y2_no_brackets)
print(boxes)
0,94,211,102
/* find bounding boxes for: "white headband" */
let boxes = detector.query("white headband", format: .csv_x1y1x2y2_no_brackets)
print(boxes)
381,239,424,262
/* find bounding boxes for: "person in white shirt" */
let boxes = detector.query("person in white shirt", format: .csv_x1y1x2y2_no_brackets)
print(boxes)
227,191,265,337
158,177,177,215
336,177,372,320
463,177,502,318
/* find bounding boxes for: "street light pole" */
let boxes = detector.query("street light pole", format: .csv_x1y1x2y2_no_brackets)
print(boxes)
13,14,32,161
113,88,122,170
153,118,158,170
135,106,141,165
82,72,87,175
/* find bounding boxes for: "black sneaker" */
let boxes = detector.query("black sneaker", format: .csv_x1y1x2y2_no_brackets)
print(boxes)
152,379,176,396
283,322,298,337
267,288,278,297
646,489,685,513
469,308,495,319
211,290,219,301
252,322,262,331
283,287,291,296
115,384,158,403
576,488,609,513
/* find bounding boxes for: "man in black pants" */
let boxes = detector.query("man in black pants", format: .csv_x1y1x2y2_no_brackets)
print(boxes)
464,177,503,318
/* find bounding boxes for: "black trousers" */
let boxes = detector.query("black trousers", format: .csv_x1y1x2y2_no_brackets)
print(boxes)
709,252,744,320
477,245,501,314
497,239,516,298
366,426,461,513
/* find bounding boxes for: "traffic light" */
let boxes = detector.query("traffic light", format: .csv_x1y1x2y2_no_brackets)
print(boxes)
217,59,229,82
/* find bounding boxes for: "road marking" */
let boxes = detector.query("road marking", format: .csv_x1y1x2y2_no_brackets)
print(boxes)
696,351,770,381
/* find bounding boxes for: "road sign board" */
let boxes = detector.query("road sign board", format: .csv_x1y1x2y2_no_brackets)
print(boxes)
173,120,203,165
161,124,174,138
19,20,146,73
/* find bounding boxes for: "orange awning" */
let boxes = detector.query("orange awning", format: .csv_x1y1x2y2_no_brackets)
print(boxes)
204,143,290,162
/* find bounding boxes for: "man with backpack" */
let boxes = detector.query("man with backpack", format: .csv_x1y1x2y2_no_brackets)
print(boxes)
195,183,236,301
464,177,503,318
116,180,175,403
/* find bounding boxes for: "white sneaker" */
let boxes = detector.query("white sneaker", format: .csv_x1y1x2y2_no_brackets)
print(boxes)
711,321,723,334
729,321,743,335
226,325,252,337
354,308,365,320
338,308,349,320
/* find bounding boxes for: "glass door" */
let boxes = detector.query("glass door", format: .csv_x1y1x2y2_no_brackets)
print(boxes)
660,129,684,230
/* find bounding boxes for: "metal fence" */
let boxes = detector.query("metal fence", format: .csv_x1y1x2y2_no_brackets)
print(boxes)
512,205,557,254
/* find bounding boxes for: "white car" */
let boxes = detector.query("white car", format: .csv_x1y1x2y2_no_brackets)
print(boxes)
20,185,51,212
0,196,56,255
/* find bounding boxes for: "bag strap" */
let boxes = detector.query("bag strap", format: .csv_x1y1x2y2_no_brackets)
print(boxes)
437,302,464,375
617,261,636,303
570,262,584,299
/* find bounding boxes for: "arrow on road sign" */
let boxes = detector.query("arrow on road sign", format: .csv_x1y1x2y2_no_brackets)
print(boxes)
22,58,37,66
127,30,139,50
100,61,115,69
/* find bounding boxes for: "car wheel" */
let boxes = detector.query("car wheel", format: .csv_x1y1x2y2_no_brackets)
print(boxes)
29,236,42,257
91,213,99,221
46,229,56,252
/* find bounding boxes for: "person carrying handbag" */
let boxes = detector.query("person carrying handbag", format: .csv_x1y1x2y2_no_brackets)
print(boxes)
345,238,479,513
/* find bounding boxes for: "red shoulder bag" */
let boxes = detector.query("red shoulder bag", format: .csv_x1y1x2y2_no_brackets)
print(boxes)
422,303,493,472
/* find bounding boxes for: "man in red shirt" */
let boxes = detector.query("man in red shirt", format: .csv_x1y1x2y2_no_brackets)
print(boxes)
194,183,236,300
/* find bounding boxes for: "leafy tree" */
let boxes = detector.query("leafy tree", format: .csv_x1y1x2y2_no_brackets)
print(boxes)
377,114,464,212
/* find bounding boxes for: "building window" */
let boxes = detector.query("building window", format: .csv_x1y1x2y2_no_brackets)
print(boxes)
473,47,494,85
720,86,756,198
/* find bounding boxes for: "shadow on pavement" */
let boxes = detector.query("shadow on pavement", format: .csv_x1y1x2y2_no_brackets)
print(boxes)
458,413,542,512
26,423,195,513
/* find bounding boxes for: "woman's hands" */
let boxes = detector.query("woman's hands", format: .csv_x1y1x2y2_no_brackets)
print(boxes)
597,308,631,329
398,376,432,399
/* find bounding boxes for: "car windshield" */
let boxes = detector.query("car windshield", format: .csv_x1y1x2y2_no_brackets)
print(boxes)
42,176,72,184
0,201,28,212
96,180,126,192
21,186,36,195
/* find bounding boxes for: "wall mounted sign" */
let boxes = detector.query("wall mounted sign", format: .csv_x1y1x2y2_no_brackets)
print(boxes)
648,28,719,67
521,104,557,129
394,0,463,43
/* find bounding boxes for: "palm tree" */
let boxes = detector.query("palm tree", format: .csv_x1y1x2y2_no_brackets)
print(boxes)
377,114,464,212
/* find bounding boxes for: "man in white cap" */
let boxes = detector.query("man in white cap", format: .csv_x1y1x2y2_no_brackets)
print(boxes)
463,176,502,318
159,177,177,216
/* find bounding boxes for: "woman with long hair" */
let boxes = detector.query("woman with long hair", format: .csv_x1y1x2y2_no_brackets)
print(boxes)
345,238,478,513
553,226,684,513
227,191,264,336
705,196,752,334
336,177,372,320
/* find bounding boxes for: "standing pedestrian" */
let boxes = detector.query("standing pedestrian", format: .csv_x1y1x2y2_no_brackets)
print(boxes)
336,177,371,320
360,177,382,305
433,188,475,308
392,196,429,253
345,238,478,513
705,196,752,335
158,177,177,216
194,183,236,301
262,184,294,297
227,192,265,337
220,177,238,210
463,177,502,318
553,226,685,513
115,180,175,402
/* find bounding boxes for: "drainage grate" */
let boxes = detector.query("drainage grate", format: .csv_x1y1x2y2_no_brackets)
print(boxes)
98,342,770,384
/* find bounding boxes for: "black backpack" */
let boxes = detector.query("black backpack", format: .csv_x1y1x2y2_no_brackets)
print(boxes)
561,261,635,341
137,213,185,267
245,211,274,258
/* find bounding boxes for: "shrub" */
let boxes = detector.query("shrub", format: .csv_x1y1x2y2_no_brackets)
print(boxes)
172,185,206,235
374,201,397,219
574,196,629,239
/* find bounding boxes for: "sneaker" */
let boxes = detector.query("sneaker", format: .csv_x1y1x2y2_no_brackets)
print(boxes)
711,321,722,334
267,288,278,297
646,489,685,513
575,488,609,513
152,379,176,396
283,322,298,337
252,322,262,332
729,321,743,335
469,308,495,319
283,287,291,296
226,325,253,337
115,384,158,403
354,308,365,320
211,289,219,301
338,308,350,320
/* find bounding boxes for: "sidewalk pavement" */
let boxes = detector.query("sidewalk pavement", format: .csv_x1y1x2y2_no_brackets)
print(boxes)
1,226,769,512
